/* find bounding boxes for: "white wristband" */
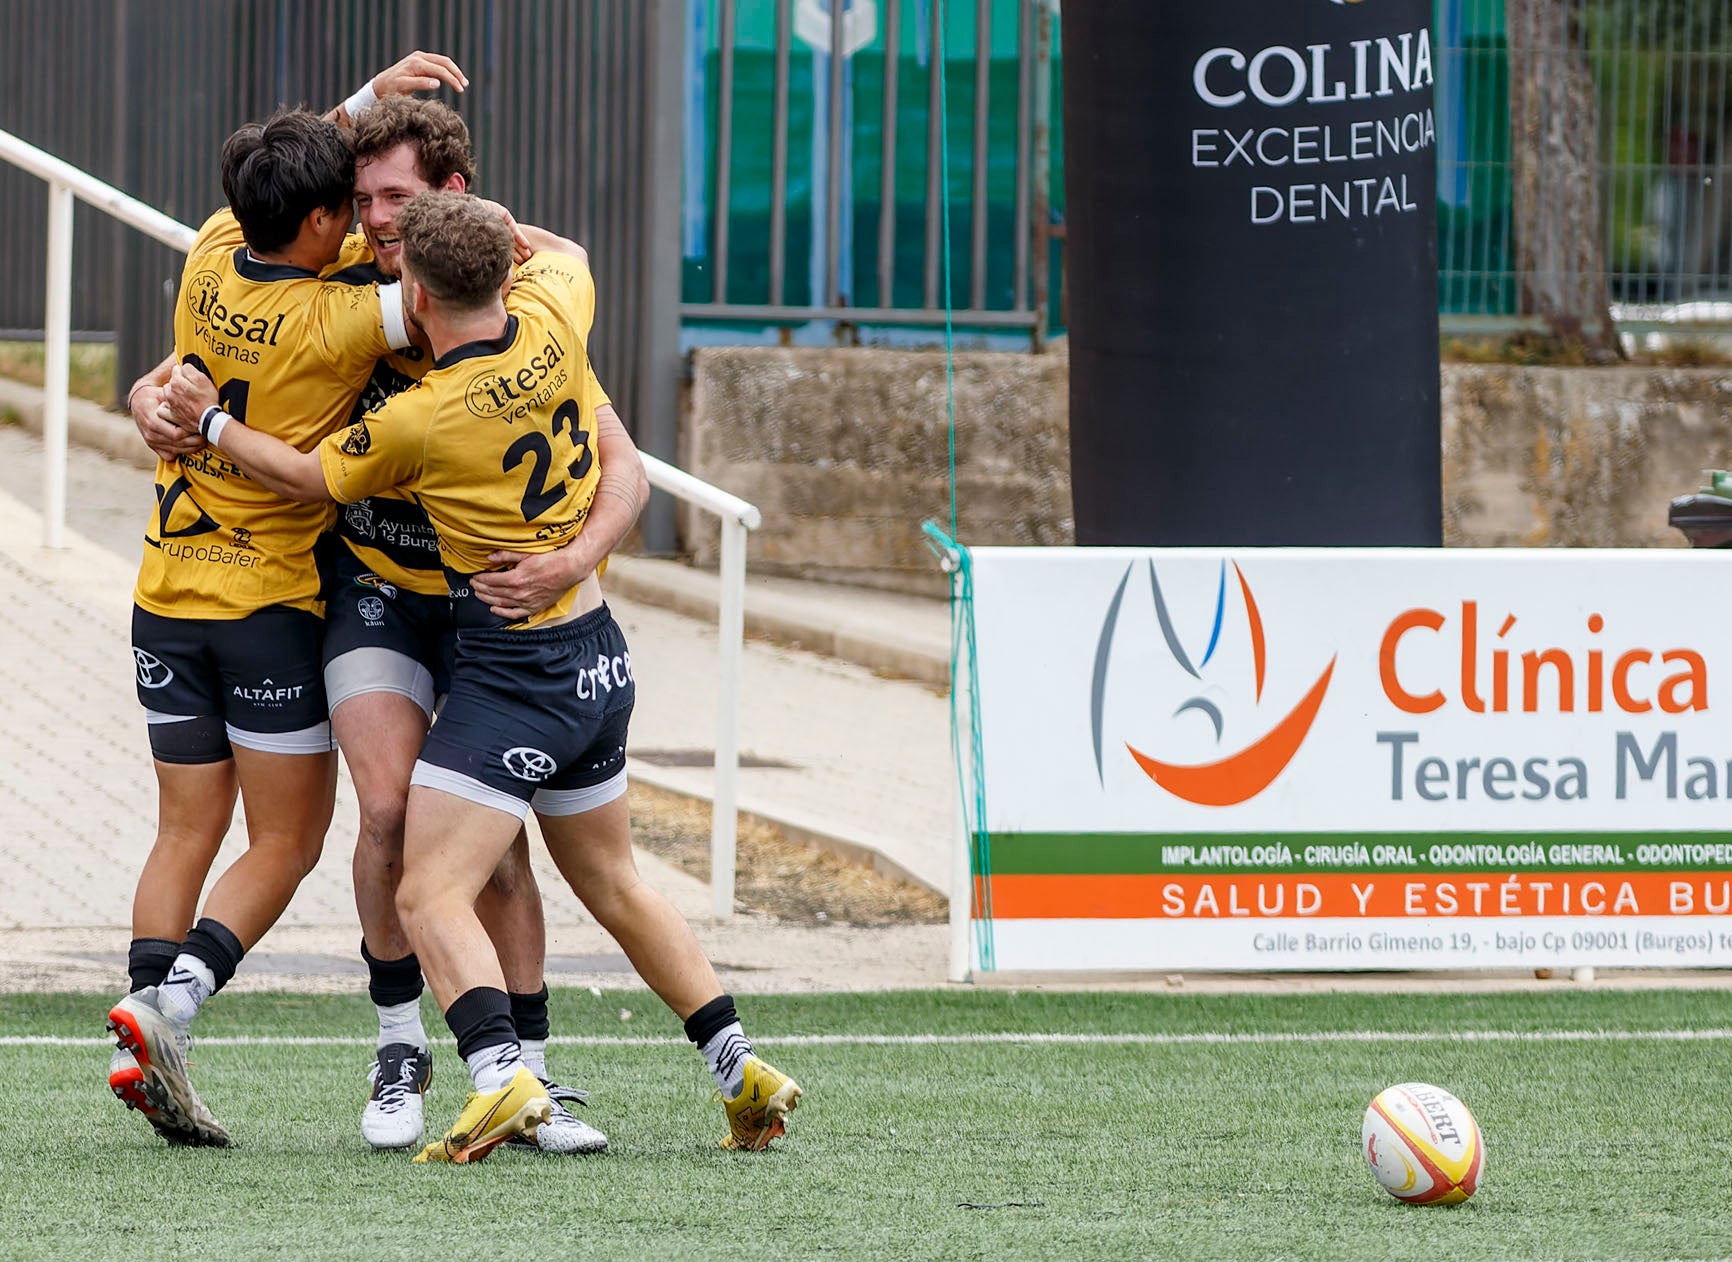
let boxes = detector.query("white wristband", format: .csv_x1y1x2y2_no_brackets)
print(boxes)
343,79,378,122
200,407,233,448
378,282,411,350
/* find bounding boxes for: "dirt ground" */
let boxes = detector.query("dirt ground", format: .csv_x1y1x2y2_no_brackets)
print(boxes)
629,783,946,926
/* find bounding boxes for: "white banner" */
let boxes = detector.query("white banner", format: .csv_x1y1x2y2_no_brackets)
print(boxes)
964,548,1732,972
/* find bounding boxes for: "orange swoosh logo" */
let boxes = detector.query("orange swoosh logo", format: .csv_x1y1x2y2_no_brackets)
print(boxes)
1126,659,1335,806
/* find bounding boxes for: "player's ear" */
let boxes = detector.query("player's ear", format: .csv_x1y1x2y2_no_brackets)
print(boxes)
444,173,466,193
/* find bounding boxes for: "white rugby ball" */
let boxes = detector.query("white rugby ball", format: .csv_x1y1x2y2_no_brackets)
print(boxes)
1361,1082,1484,1205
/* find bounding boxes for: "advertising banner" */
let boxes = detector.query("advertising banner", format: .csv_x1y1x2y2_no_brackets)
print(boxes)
1062,0,1440,547
966,548,1732,972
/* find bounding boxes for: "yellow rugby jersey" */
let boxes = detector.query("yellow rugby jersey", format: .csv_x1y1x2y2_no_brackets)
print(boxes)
318,251,610,630
135,210,407,619
323,244,612,597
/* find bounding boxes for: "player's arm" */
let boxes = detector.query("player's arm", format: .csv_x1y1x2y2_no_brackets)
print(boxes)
469,404,648,621
472,201,561,267
325,51,468,127
127,351,205,461
518,226,587,264
161,365,330,502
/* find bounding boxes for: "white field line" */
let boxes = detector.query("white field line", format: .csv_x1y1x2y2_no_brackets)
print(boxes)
9,1028,1732,1048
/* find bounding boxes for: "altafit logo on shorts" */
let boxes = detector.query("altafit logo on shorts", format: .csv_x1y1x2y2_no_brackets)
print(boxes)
233,678,303,703
1091,560,1336,807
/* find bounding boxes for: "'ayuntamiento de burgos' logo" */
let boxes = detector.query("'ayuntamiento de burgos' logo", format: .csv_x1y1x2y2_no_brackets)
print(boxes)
1090,560,1336,807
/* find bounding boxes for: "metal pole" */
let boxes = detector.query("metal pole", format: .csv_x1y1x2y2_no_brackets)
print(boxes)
969,0,990,312
826,0,846,307
1030,0,1051,350
1013,0,1033,313
43,180,73,550
639,0,684,554
878,0,901,308
713,0,736,304
711,514,749,919
769,0,791,306
924,0,943,309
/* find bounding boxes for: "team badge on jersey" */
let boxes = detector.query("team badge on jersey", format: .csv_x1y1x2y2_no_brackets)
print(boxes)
341,422,372,456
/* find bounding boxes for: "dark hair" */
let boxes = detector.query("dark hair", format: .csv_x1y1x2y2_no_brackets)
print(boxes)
396,193,513,311
351,97,478,190
220,109,355,254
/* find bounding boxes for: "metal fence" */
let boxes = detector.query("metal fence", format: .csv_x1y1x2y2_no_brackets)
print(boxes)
1439,0,1732,330
7,0,1732,372
0,0,682,545
679,0,1060,344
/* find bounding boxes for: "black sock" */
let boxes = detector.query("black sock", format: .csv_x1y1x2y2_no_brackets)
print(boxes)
126,937,180,992
361,940,425,1007
180,918,245,994
683,994,740,1047
445,986,518,1061
509,985,551,1043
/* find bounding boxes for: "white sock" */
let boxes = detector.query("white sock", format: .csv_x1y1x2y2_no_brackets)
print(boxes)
701,1021,754,1098
465,1041,525,1094
520,1037,548,1080
157,955,216,1029
377,999,427,1051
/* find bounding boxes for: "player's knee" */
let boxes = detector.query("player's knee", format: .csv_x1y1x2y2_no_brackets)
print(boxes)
394,868,444,928
569,869,644,925
355,796,408,856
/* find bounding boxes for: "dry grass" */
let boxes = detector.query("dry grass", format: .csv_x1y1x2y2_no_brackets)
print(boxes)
1443,331,1732,368
0,339,117,405
627,781,946,926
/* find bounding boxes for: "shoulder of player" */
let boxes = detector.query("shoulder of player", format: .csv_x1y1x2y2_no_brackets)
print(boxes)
512,249,592,290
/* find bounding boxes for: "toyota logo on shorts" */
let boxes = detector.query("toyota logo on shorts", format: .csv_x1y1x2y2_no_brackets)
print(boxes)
503,747,557,782
357,596,386,622
133,649,175,689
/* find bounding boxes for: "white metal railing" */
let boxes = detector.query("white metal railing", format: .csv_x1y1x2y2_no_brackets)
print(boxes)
638,453,761,917
0,125,761,918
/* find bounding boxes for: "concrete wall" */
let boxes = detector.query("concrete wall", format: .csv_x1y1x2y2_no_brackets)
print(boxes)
684,346,1072,596
1442,364,1732,548
684,348,1732,592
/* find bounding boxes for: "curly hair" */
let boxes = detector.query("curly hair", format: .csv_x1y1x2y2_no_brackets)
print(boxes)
350,97,477,190
396,192,513,311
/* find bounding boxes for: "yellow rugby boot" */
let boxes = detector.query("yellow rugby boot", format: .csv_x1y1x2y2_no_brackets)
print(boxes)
412,1067,551,1165
720,1056,802,1151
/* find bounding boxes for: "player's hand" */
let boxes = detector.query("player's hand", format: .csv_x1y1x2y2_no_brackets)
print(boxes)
163,363,220,432
372,51,468,99
130,383,204,460
475,199,534,265
472,549,591,621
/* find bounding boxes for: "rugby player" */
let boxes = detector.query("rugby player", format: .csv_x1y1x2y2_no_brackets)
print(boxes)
128,70,616,1154
163,193,802,1161
300,98,619,1154
107,105,421,1147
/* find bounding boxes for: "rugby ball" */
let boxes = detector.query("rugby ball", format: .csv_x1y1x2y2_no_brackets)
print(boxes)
1361,1082,1484,1205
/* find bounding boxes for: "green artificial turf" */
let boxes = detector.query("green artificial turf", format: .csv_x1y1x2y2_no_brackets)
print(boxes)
3,988,1731,1260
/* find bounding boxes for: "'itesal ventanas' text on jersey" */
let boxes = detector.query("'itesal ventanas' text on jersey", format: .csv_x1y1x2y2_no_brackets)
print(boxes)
136,210,400,620
320,252,609,630
324,243,611,600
